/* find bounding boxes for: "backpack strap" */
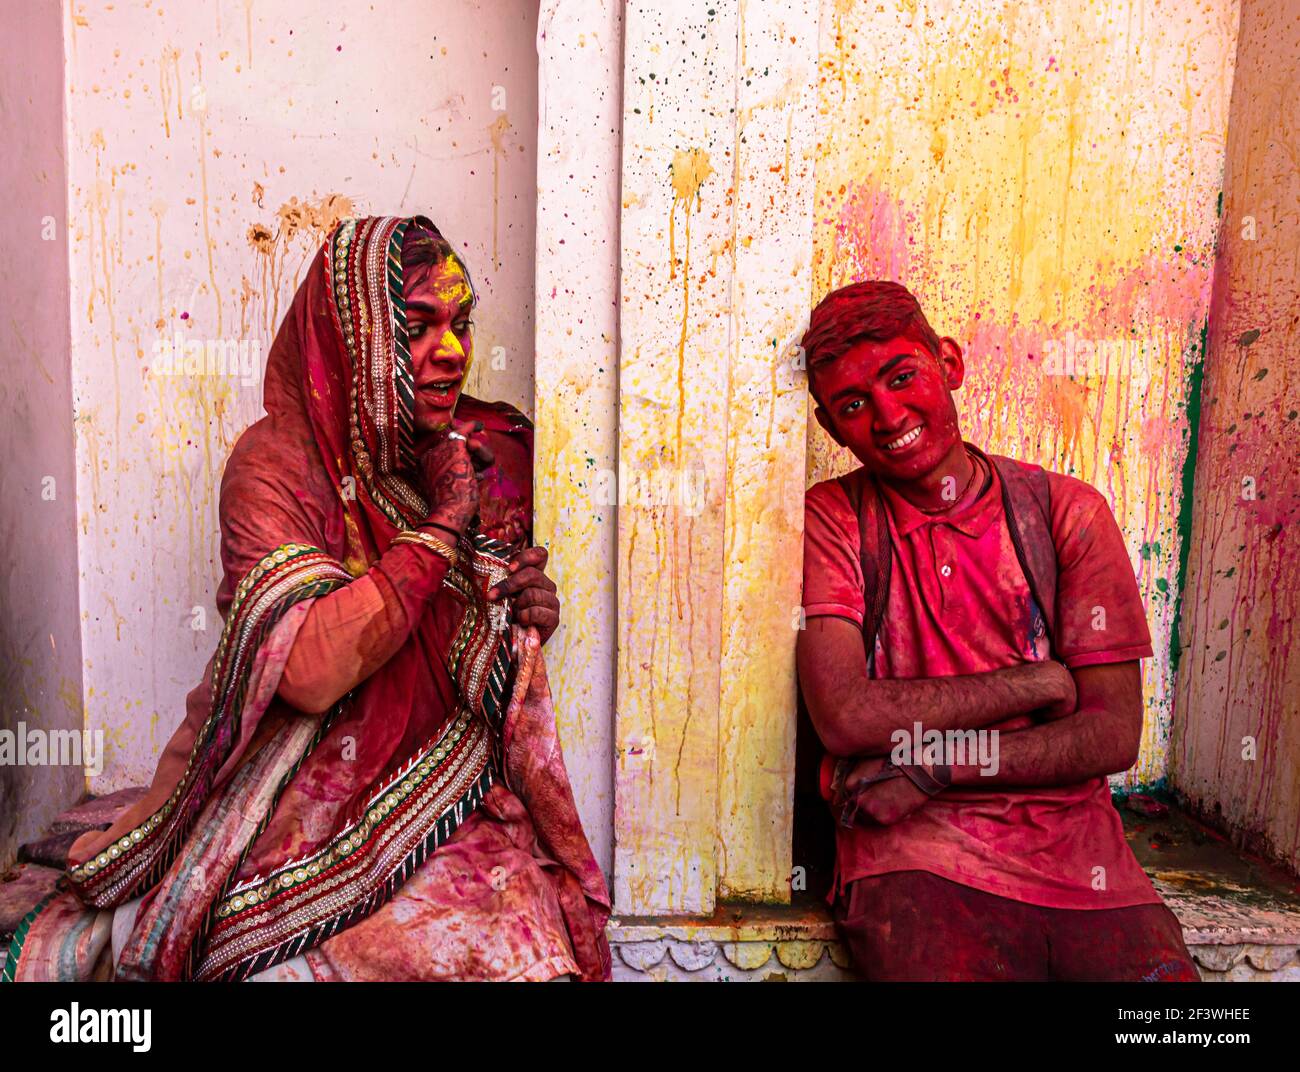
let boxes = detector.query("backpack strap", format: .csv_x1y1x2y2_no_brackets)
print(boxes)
978,446,1059,655
837,470,890,676
840,447,1061,666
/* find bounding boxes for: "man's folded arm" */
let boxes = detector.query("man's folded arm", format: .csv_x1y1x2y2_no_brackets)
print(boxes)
796,614,1076,757
948,660,1144,787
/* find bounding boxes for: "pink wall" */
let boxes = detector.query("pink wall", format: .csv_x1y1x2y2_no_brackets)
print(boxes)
58,1,539,790
0,0,85,866
1172,0,1300,873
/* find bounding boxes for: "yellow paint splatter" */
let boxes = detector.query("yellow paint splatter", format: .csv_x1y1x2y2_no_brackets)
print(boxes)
243,0,255,68
669,147,713,280
158,46,182,138
150,200,167,324
489,114,512,271
246,192,355,336
669,148,714,449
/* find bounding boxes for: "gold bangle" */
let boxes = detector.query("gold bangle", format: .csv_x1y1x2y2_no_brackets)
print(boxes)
391,529,458,566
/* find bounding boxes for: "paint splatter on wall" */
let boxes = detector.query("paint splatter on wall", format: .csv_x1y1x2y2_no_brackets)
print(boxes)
609,0,821,913
531,0,624,880
808,0,1239,785
0,0,86,867
63,1,540,790
1172,0,1299,874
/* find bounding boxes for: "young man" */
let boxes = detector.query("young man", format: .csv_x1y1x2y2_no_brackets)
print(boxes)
796,281,1198,982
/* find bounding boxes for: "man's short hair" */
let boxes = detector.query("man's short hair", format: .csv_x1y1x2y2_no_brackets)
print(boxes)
801,281,941,404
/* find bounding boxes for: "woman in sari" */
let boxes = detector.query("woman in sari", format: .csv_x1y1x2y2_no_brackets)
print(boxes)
4,215,610,982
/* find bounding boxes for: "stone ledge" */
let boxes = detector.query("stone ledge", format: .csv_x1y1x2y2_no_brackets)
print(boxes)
608,902,840,945
607,902,855,981
607,903,1300,982
1157,881,1300,947
1124,798,1300,981
608,800,1300,982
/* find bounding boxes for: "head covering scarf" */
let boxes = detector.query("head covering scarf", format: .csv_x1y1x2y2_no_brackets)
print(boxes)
5,216,609,982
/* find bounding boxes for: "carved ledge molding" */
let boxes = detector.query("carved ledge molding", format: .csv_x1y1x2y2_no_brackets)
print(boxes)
1156,876,1300,982
607,904,858,982
607,895,1300,982
1186,943,1300,981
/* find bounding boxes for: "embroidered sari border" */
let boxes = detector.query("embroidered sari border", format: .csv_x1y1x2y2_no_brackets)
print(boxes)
68,544,351,906
212,708,479,922
191,533,516,982
1,891,59,984
195,725,495,981
332,215,428,528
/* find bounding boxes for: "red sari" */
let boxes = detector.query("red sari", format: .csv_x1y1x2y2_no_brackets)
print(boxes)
5,216,610,982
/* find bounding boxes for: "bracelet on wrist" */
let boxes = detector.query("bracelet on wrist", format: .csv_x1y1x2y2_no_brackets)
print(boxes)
898,762,952,796
420,519,464,544
391,529,458,566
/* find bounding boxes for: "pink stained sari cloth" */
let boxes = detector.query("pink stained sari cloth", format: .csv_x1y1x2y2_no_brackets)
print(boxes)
101,628,605,985
5,216,609,983
309,630,610,982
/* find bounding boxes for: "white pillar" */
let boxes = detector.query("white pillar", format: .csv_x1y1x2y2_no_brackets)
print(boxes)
533,0,625,879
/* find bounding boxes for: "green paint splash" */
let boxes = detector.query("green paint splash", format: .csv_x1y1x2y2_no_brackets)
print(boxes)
1169,320,1208,673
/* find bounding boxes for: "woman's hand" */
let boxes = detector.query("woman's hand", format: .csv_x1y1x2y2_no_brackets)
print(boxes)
487,545,560,645
417,418,494,535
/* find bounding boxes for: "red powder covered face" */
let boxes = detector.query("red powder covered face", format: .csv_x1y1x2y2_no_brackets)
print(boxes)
812,334,967,487
404,257,475,442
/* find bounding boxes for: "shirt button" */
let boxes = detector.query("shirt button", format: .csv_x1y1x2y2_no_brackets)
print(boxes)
940,564,953,577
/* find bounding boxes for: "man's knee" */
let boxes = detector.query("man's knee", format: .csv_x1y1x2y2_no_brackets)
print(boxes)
1047,904,1199,982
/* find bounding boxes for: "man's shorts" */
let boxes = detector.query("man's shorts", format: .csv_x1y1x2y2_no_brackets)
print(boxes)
834,870,1200,981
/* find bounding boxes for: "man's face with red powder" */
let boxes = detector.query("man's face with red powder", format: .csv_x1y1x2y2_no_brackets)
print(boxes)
404,257,474,440
812,334,967,485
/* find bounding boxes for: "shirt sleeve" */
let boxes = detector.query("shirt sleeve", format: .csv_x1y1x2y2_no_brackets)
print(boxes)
802,479,866,626
1048,474,1154,669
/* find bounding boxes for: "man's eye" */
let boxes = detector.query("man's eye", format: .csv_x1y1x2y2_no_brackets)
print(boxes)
841,399,864,416
890,371,914,388
407,321,427,339
454,319,473,334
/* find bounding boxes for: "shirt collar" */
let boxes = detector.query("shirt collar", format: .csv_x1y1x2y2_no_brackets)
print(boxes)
876,450,1002,540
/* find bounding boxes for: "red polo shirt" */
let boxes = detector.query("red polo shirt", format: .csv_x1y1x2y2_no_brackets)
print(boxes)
802,454,1161,910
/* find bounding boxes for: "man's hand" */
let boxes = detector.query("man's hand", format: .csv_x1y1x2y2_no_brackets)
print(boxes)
797,617,1082,756
487,545,560,645
1032,660,1078,722
839,756,931,826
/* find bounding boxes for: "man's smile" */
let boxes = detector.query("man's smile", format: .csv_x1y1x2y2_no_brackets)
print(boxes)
881,424,923,452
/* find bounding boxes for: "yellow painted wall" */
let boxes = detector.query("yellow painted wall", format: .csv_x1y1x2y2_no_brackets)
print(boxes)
809,0,1239,784
612,1,820,913
1172,0,1299,873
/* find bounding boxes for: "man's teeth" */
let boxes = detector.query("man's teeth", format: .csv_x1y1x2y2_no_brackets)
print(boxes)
884,427,922,451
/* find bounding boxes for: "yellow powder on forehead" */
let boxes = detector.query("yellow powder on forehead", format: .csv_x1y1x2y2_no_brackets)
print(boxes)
407,259,473,306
